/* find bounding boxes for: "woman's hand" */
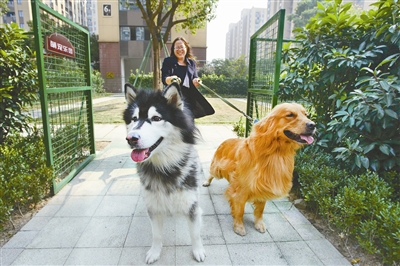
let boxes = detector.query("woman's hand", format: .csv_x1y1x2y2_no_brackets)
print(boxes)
193,78,202,87
167,75,179,85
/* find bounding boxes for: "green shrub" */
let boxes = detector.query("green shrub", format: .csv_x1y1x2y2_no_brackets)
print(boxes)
295,148,400,264
92,70,105,94
127,70,248,97
328,58,400,172
280,0,400,173
330,172,400,264
0,23,39,144
200,74,248,97
281,0,400,262
357,202,400,262
381,171,400,201
330,172,393,234
295,146,346,214
0,129,54,228
232,117,245,137
128,70,154,90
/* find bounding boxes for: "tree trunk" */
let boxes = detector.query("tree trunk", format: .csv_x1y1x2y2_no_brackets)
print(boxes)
152,40,162,90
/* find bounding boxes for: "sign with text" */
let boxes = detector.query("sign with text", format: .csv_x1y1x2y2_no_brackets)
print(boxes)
103,4,111,16
45,33,75,58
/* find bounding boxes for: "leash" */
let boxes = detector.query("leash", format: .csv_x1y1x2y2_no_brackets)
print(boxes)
169,77,253,122
199,82,253,122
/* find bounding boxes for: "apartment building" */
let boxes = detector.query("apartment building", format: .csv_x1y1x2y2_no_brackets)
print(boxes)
2,0,31,31
1,0,91,33
225,1,296,61
86,0,97,35
225,7,269,60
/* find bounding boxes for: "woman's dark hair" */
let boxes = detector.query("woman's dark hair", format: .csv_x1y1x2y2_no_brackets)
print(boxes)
170,37,196,61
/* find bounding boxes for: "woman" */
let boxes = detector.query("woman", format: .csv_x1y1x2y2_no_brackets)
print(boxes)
162,37,214,119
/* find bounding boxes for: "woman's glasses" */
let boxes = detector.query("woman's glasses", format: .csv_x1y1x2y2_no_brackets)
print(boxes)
174,46,186,50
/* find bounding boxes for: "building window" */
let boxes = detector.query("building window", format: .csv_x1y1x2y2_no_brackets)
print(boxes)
120,26,167,41
120,27,131,41
18,10,23,17
17,0,21,4
119,0,142,11
136,27,144,41
120,26,147,41
19,23,24,28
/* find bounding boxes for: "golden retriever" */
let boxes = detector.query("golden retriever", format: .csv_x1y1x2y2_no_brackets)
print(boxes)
203,102,316,236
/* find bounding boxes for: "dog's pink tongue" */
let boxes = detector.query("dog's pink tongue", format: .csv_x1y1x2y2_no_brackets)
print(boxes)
300,135,315,144
131,148,149,162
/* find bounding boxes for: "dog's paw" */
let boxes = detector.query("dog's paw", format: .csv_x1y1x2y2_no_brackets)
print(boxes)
254,221,266,233
145,247,161,264
233,224,246,236
192,246,206,262
202,180,211,187
202,176,214,187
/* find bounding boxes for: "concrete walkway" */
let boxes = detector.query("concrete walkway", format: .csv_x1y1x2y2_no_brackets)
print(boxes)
1,124,351,266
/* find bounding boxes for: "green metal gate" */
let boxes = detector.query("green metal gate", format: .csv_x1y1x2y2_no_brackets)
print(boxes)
246,9,286,136
31,0,95,194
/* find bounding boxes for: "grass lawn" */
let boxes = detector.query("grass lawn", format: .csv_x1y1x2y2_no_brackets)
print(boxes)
93,96,248,125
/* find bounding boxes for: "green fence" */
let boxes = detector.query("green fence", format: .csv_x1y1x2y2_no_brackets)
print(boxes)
31,0,95,194
246,9,286,136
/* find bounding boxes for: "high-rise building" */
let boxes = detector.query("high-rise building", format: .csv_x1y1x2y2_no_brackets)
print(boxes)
225,7,268,60
2,0,32,31
269,0,297,40
1,0,89,31
225,4,294,61
86,0,97,35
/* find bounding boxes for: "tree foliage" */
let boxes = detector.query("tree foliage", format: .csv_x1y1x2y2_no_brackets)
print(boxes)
0,128,53,227
280,0,400,172
0,0,8,15
198,55,248,78
287,0,319,29
132,0,218,89
0,23,39,144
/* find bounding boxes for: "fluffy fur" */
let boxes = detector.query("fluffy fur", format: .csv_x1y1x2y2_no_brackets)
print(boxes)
203,102,316,236
124,83,205,264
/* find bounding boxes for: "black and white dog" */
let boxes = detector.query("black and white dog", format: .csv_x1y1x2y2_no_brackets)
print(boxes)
123,82,206,264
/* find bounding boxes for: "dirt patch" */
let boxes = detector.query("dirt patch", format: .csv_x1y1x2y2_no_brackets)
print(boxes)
0,199,51,247
96,141,111,151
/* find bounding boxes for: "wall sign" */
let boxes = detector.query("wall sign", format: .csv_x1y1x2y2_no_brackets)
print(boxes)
45,33,75,58
103,4,111,16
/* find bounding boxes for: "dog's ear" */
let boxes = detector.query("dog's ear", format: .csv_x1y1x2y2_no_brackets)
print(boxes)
163,82,183,110
124,83,137,104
